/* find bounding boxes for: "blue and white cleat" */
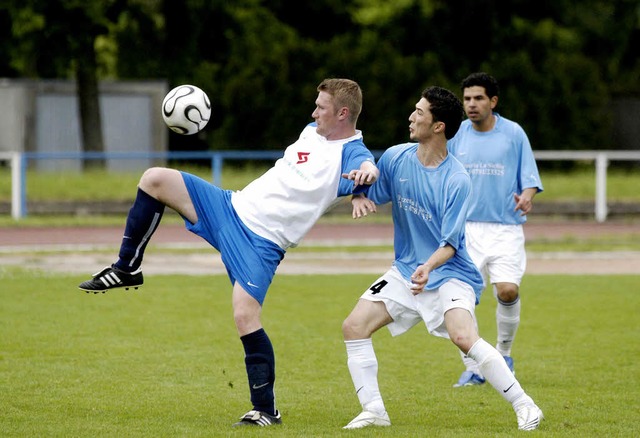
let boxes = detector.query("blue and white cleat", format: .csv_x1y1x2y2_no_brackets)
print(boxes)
453,370,486,387
504,356,515,375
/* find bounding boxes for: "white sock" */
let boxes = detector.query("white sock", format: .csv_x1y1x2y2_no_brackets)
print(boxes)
345,339,386,415
467,338,525,404
496,295,521,356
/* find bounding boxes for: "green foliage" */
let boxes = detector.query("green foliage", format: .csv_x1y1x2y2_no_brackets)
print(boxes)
4,1,639,151
1,271,639,436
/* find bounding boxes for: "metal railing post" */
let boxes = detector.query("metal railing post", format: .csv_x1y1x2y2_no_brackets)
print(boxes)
212,153,223,187
11,152,24,219
594,153,609,222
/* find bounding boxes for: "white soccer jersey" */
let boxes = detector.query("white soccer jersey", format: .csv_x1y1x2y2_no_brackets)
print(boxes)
367,143,484,301
447,114,543,224
231,123,374,249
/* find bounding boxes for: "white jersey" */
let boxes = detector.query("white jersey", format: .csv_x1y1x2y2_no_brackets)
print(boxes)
231,124,374,249
447,114,543,225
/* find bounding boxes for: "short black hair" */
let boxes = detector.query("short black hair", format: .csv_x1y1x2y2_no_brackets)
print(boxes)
461,72,500,99
421,86,464,140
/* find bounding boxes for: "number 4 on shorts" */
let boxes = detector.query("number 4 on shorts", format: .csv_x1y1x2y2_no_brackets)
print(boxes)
369,280,388,295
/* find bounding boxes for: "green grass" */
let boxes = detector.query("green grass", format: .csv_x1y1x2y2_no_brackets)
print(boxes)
524,234,640,252
539,167,640,202
2,164,640,230
1,270,639,437
0,164,269,202
2,165,640,203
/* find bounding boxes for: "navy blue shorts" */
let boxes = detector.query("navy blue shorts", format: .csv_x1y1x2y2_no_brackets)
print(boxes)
180,172,284,304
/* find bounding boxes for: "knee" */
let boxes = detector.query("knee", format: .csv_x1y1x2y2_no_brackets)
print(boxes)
342,315,367,340
496,283,519,303
448,329,478,354
139,167,169,193
233,306,260,335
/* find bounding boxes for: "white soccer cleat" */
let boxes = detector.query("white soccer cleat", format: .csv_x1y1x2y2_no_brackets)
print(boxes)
343,410,391,429
515,401,544,431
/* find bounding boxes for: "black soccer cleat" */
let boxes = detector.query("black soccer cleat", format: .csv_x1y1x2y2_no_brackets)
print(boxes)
78,265,143,294
232,410,282,427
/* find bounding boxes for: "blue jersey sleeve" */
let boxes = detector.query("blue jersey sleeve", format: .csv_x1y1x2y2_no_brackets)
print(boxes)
366,145,406,204
337,139,376,196
516,126,544,193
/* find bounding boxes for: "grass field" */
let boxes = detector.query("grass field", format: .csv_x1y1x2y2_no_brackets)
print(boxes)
2,165,640,202
1,270,639,437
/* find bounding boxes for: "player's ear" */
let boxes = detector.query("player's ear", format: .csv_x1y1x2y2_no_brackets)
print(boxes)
338,106,349,120
490,95,498,109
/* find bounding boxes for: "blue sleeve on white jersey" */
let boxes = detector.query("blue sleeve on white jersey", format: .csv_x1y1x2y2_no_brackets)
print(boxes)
337,139,376,196
366,144,406,205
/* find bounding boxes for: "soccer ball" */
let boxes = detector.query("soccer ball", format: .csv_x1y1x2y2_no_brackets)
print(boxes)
161,84,211,135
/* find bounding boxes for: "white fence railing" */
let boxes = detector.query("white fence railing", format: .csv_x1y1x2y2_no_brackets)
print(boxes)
532,150,640,222
0,152,23,220
2,150,640,222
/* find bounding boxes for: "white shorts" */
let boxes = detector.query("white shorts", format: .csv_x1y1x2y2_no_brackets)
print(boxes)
465,222,526,286
360,266,477,339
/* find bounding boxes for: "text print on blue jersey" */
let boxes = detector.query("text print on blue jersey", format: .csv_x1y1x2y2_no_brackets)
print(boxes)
395,194,433,222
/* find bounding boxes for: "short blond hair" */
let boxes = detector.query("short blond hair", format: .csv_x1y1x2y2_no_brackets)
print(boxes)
317,78,362,124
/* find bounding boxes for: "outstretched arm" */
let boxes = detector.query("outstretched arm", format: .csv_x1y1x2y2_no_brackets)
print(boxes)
342,160,379,186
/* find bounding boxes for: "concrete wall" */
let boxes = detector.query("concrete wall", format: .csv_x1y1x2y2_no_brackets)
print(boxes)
0,79,169,171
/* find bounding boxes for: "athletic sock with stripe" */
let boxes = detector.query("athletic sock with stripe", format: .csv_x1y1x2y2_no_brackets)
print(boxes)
114,188,165,272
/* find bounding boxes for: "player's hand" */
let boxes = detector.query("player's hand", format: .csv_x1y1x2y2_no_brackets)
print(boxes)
513,192,533,216
342,165,379,186
410,265,429,295
351,195,377,219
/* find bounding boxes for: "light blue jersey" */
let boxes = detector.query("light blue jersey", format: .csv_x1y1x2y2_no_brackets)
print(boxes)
368,143,485,302
447,114,543,224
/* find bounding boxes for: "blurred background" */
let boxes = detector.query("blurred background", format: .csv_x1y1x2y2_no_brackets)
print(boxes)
1,0,639,153
1,0,639,219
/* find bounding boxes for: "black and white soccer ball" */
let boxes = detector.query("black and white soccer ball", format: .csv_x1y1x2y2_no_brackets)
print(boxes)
161,85,211,135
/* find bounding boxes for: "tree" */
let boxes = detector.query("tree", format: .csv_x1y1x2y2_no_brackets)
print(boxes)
6,0,129,166
5,0,639,156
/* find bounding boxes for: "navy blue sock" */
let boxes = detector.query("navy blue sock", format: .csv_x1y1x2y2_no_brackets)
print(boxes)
114,188,165,272
241,328,276,415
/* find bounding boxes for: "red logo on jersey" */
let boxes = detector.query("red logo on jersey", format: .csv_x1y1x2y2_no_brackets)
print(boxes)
297,152,310,164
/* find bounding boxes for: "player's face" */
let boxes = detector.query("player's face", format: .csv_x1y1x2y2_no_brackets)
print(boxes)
408,98,436,142
462,85,497,125
312,91,343,140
